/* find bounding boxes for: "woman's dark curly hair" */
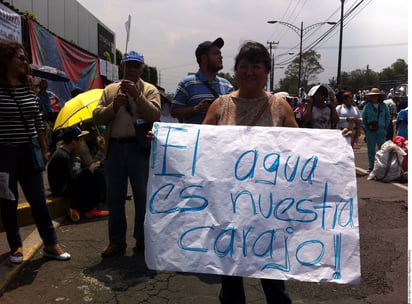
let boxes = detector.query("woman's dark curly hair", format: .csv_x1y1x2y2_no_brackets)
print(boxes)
0,40,29,86
234,41,271,72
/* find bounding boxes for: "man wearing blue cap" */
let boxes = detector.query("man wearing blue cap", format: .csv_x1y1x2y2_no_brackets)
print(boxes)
171,37,234,124
93,50,161,257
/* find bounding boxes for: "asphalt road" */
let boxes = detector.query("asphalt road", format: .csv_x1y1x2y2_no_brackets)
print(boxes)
0,139,408,304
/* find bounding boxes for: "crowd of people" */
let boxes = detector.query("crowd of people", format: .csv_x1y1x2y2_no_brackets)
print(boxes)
0,37,408,304
286,84,408,173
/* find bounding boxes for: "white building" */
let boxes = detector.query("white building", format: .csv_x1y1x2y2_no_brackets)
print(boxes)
5,0,116,63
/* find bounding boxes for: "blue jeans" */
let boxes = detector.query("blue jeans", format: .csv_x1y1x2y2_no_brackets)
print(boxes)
104,140,149,243
219,275,292,304
0,144,58,249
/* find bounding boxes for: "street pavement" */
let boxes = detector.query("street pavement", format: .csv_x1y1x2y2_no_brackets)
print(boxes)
0,137,408,304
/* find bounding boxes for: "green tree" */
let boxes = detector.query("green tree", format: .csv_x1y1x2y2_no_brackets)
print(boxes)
23,12,37,22
378,58,408,90
218,72,238,89
390,58,408,76
116,49,123,66
329,61,408,93
277,76,296,94
102,51,111,62
143,66,158,85
330,59,408,92
280,50,324,94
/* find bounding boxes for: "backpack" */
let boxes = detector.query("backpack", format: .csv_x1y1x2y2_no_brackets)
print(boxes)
368,140,407,182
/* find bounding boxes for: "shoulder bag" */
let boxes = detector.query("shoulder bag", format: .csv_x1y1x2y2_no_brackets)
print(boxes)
11,91,45,171
196,73,221,101
202,81,220,100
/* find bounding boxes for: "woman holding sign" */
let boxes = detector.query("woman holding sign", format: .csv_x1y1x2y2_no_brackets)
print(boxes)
203,40,296,304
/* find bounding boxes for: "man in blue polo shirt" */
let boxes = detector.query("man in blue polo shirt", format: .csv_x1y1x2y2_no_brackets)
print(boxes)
171,37,234,124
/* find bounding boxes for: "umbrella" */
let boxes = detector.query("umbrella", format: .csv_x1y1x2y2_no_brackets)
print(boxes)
53,89,103,131
30,64,70,82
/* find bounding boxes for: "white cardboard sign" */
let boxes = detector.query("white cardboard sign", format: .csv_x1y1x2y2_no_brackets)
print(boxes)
145,122,360,284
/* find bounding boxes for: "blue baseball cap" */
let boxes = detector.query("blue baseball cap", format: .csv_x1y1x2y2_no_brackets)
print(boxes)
121,51,144,64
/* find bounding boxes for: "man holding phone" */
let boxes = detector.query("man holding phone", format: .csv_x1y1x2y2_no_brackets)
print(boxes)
171,37,234,124
93,50,161,257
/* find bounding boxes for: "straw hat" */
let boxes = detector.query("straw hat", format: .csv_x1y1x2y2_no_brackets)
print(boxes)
366,88,384,96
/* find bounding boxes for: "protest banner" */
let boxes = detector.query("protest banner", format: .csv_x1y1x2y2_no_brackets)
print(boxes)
0,3,22,42
145,122,360,284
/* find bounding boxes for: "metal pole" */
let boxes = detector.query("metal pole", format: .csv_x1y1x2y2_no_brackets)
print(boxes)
125,15,131,54
298,21,303,91
337,0,345,87
267,41,278,92
267,20,336,92
269,42,274,92
266,41,272,91
271,52,274,92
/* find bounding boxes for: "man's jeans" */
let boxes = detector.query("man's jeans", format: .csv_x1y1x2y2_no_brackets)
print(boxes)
104,140,149,243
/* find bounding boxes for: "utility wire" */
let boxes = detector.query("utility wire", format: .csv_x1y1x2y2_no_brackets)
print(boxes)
306,0,371,51
268,0,298,42
269,0,341,66
275,0,370,66
267,0,307,46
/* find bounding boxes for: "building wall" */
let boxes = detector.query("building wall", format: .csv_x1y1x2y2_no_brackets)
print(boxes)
48,0,64,38
64,0,78,44
8,0,115,62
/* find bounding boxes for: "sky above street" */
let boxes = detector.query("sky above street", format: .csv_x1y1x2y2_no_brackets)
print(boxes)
77,0,409,94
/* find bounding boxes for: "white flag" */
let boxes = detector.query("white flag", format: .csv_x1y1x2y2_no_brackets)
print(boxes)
125,15,131,43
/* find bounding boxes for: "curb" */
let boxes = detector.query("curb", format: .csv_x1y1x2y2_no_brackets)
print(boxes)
0,196,70,233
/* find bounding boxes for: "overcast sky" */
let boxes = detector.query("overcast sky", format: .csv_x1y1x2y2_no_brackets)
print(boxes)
77,0,409,94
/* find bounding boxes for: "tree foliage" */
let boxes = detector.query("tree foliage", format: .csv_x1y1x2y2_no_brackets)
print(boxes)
102,51,111,62
276,51,408,95
329,68,379,91
329,59,407,92
378,59,408,83
115,49,123,66
218,72,238,89
143,66,158,85
23,12,37,22
278,50,324,94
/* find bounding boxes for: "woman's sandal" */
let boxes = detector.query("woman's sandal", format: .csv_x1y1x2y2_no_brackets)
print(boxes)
43,244,71,261
10,247,23,264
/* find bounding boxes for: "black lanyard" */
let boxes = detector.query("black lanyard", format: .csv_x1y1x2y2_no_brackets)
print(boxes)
196,73,220,99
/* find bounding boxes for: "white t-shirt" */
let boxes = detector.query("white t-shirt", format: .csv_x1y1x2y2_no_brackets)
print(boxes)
336,104,361,129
